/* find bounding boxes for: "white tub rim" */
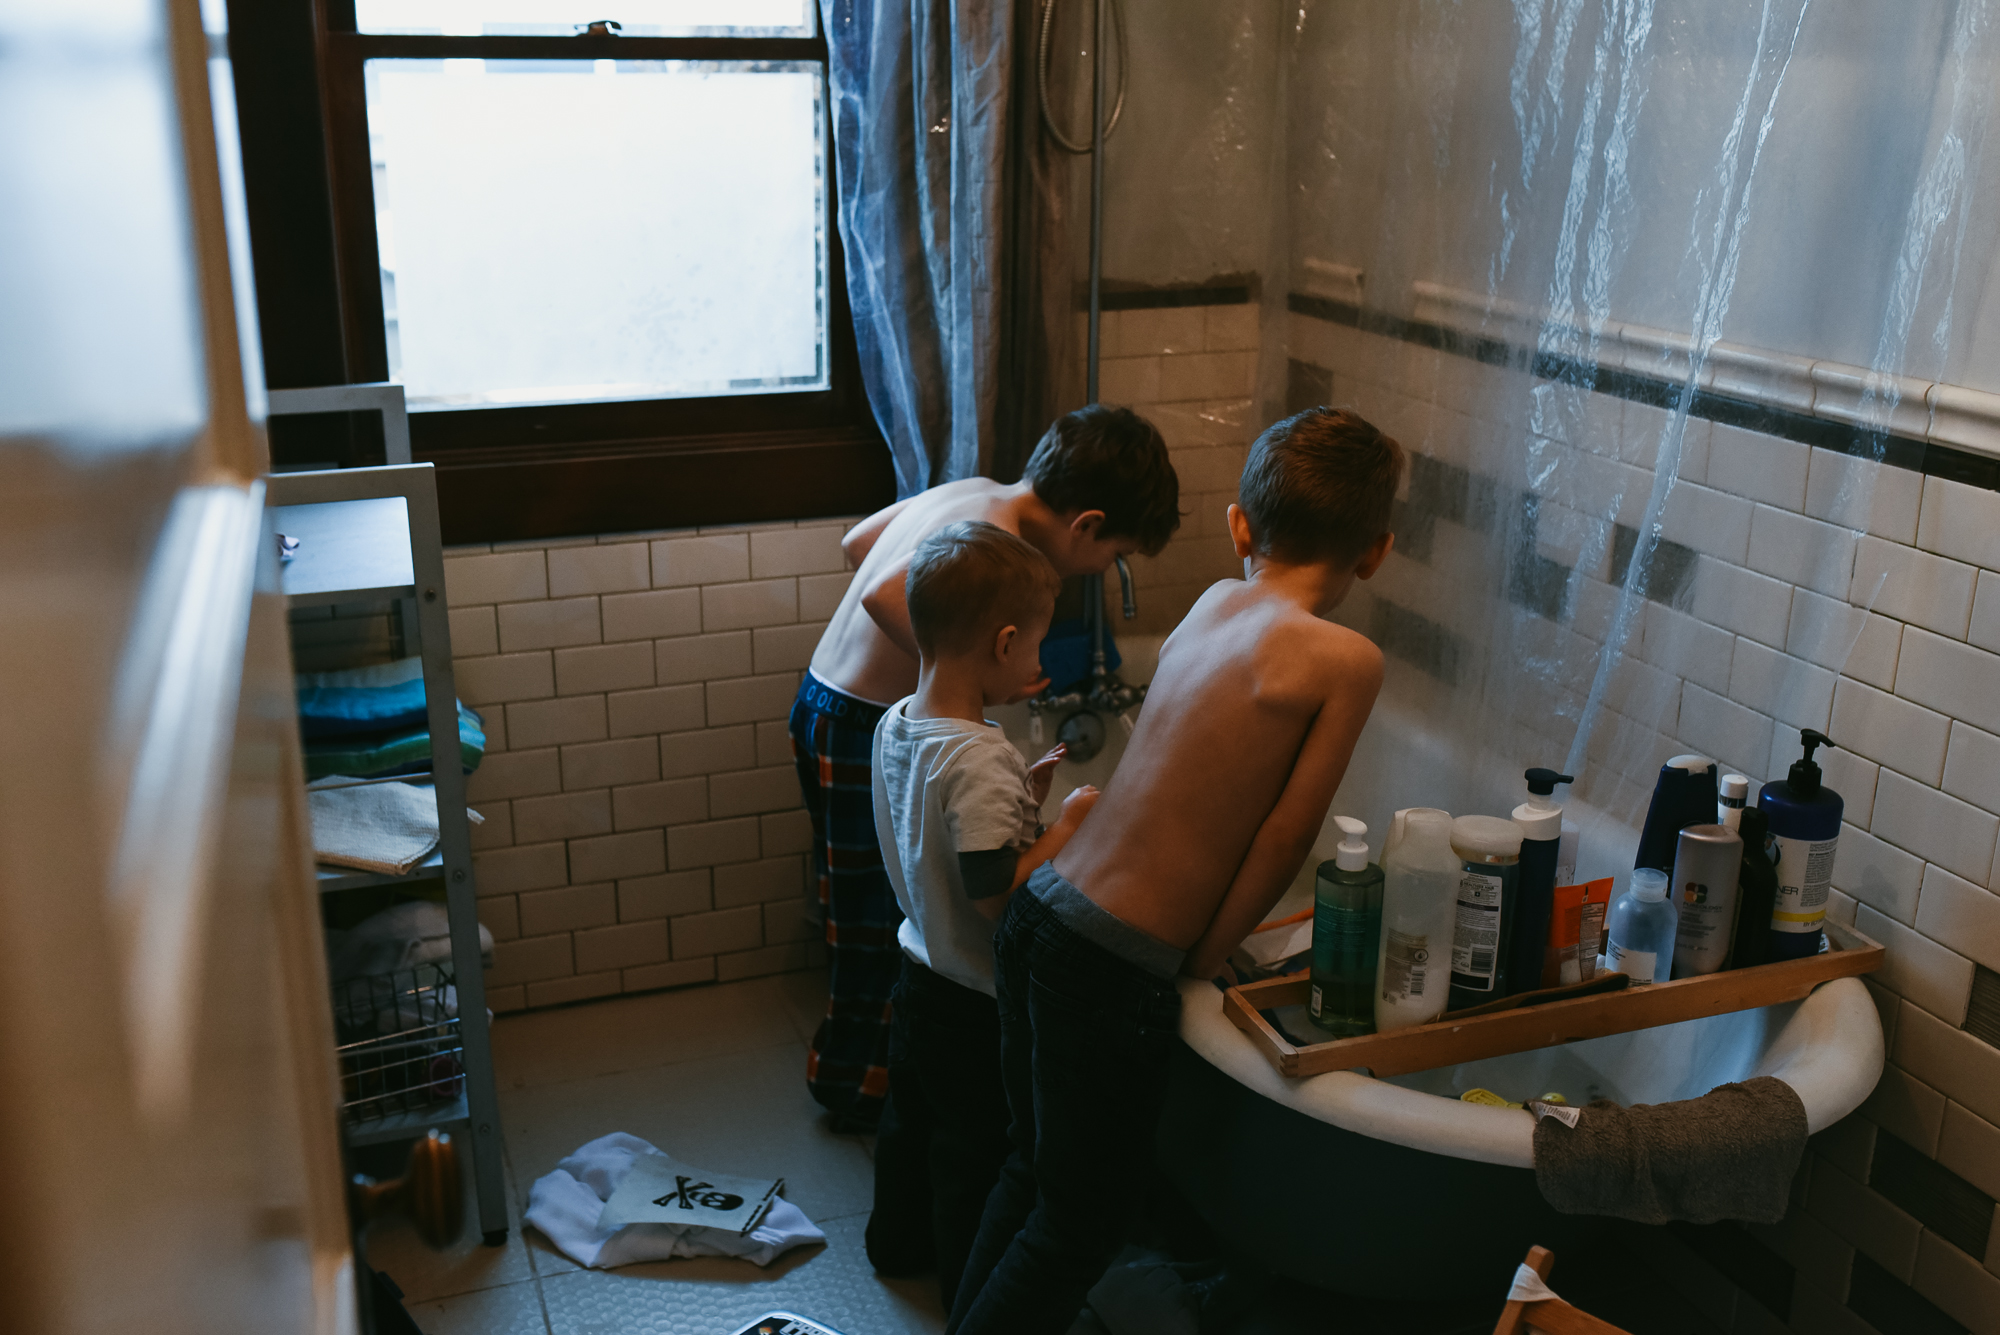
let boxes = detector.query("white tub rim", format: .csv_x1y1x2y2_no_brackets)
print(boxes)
1175,975,1885,1170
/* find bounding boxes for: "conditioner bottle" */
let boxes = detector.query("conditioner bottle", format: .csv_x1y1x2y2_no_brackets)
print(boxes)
1669,823,1743,977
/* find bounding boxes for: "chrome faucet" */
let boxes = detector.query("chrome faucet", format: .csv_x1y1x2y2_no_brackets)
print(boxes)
1115,554,1136,620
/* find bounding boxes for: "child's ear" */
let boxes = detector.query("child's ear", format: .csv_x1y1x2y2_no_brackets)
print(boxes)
1227,503,1255,559
993,623,1019,662
1069,509,1105,541
1353,530,1395,580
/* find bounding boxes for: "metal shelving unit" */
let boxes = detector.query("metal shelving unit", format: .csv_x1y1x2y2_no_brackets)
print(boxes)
267,459,509,1245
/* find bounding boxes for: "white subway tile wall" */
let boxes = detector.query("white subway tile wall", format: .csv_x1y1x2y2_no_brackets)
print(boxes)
1089,303,1262,632
442,520,852,1013
1296,312,2000,1325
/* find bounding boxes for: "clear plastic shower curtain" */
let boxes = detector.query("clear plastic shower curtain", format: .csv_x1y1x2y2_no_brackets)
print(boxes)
1252,1,2000,866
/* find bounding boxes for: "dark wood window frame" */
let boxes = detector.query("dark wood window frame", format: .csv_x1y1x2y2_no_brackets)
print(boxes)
308,6,894,543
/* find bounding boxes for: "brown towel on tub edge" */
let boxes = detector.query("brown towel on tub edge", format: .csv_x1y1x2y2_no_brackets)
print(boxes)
1532,1076,1808,1225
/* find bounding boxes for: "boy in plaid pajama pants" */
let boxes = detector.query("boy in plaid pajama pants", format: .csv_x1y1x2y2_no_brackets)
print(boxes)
792,406,1181,1130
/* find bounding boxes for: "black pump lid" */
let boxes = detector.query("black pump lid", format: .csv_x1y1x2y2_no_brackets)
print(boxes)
1786,729,1835,797
1525,767,1575,796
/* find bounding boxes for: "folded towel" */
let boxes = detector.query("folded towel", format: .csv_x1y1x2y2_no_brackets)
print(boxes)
303,701,485,781
1532,1075,1807,1225
297,656,431,738
525,1132,824,1269
309,778,446,875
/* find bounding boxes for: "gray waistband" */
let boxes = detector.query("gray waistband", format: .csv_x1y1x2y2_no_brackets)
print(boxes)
1026,864,1185,981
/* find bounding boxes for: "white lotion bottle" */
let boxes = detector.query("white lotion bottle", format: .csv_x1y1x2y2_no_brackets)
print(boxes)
1373,808,1461,1032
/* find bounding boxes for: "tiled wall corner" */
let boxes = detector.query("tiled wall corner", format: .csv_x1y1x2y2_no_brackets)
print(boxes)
441,519,853,1013
1089,302,1260,634
1287,308,2000,1333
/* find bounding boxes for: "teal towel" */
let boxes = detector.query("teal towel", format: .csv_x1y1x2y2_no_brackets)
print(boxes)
297,656,431,739
303,700,485,781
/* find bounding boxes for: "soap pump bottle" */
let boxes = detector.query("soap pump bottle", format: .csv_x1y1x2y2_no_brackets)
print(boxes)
1374,809,1459,1033
1507,768,1573,996
1758,728,1842,960
1309,817,1384,1036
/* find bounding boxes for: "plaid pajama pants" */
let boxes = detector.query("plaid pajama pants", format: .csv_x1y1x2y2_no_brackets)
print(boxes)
790,671,901,1128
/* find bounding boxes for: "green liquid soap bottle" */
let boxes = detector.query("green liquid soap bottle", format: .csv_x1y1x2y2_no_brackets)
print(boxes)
1309,816,1383,1036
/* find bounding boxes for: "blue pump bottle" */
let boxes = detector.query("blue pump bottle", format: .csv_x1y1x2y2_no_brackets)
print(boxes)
1758,729,1842,960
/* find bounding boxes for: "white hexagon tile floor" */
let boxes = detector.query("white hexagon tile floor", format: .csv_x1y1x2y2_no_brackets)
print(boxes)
370,969,946,1335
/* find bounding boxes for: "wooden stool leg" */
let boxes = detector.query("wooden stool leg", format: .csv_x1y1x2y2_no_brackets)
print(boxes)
1491,1246,1556,1335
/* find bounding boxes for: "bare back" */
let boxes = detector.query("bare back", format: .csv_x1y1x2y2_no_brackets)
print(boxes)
811,478,1025,704
1054,580,1384,973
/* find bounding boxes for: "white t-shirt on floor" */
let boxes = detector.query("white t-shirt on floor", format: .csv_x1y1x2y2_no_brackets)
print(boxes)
872,699,1040,996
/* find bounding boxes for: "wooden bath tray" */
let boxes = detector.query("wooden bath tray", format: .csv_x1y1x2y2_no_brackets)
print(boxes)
1223,920,1884,1079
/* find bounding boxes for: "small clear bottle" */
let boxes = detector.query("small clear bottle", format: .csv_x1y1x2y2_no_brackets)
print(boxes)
1606,868,1678,984
1309,817,1383,1036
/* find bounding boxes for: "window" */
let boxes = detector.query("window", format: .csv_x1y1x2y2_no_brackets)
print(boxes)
303,3,890,540
365,57,828,410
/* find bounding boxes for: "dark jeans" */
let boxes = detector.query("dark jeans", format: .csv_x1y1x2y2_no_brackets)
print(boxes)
946,889,1184,1335
865,956,1012,1311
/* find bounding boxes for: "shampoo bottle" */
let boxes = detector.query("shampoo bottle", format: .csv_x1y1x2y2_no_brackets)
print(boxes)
1507,768,1573,996
1374,809,1459,1033
1309,817,1384,1036
1606,868,1677,984
1759,729,1842,960
1728,808,1779,969
1636,754,1719,874
1669,823,1743,977
1447,815,1526,1010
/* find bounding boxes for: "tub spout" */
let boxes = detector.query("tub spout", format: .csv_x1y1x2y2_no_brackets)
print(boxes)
1115,554,1137,620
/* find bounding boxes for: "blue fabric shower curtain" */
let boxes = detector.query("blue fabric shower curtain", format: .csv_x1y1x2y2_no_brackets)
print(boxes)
821,0,1017,496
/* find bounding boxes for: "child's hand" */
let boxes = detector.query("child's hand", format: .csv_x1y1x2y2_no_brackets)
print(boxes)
1058,784,1100,828
1026,744,1066,807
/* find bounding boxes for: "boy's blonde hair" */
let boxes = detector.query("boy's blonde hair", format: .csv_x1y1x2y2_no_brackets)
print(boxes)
1238,407,1405,567
906,520,1062,656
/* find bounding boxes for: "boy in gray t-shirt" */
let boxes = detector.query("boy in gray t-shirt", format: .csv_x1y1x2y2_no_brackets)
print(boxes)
862,521,1099,1310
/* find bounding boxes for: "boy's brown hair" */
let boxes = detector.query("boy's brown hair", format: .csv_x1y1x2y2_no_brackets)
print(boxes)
1238,407,1405,567
1021,405,1181,555
906,520,1062,656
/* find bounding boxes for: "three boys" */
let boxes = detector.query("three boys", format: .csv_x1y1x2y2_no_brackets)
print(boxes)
789,405,1180,1129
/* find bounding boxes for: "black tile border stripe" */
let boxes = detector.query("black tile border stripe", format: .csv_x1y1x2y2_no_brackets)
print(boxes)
1085,275,1261,312
1289,292,2000,494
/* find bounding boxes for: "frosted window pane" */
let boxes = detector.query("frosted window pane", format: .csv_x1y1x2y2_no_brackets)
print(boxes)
356,1,813,37
0,0,206,444
366,59,827,410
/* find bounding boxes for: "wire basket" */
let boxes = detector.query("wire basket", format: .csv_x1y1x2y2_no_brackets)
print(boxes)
334,961,465,1126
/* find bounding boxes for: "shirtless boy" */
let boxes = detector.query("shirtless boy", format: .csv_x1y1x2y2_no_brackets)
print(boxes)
947,407,1404,1335
789,405,1180,1129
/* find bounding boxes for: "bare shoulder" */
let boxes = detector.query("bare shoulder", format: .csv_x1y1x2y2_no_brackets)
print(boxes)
1258,608,1383,703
